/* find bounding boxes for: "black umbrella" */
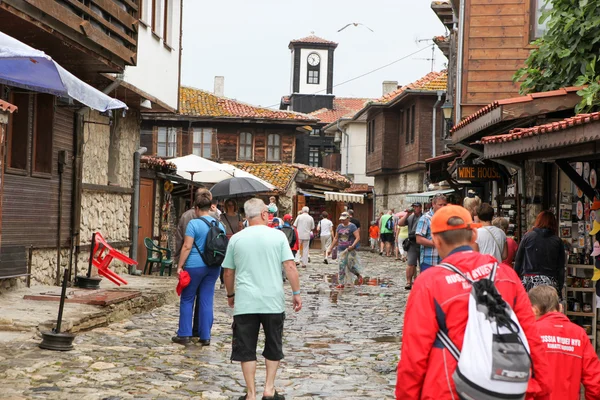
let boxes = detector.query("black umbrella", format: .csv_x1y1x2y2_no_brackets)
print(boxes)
210,177,272,198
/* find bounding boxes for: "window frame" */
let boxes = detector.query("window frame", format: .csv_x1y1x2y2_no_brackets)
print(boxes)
6,92,31,175
192,127,212,158
32,94,54,177
266,133,281,162
307,69,320,85
405,107,410,145
151,0,164,38
529,0,552,40
410,104,416,144
238,131,254,161
156,126,177,157
308,146,320,167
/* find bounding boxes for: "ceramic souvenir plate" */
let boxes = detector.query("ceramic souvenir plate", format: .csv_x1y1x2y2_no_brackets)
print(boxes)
576,162,584,175
584,163,591,181
592,210,597,223
585,202,591,221
577,187,584,198
578,201,584,219
592,169,597,189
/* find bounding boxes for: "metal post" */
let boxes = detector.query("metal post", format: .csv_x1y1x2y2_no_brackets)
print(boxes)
54,268,69,333
87,233,96,278
129,147,147,272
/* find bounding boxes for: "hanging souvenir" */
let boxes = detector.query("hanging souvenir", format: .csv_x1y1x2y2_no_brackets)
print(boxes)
592,210,597,223
579,221,586,235
580,237,587,248
584,163,591,181
587,221,592,233
577,186,584,198
585,201,591,221
576,162,584,175
591,169,597,189
577,201,584,220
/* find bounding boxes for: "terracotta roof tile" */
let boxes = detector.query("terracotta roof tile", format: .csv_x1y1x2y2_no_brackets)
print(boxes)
310,97,372,123
179,87,317,122
293,163,351,186
343,183,371,193
228,162,298,192
0,99,17,113
451,86,583,133
376,70,448,103
289,35,338,46
481,112,600,144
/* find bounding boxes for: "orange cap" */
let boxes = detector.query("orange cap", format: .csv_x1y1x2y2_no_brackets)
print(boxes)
431,205,482,234
592,198,600,211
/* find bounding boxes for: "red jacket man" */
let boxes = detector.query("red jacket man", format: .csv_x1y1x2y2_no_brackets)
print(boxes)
395,205,551,399
526,285,600,400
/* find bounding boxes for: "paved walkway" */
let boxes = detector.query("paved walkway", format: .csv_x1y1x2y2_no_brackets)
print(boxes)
0,250,409,399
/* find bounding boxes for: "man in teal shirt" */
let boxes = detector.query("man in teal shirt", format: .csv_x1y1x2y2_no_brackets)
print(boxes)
379,210,394,257
223,198,302,400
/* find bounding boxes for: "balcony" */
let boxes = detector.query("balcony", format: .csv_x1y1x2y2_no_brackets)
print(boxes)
0,0,138,77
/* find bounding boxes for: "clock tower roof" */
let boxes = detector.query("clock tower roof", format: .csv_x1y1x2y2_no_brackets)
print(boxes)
289,35,338,49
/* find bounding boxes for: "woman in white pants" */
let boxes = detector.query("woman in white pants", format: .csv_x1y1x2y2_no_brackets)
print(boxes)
317,211,334,264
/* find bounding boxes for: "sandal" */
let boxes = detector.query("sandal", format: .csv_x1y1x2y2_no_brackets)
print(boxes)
404,284,412,290
262,390,285,400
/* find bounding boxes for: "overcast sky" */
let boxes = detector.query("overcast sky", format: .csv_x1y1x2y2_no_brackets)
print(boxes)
180,0,448,108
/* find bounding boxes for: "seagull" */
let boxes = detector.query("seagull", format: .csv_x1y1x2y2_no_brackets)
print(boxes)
337,23,374,33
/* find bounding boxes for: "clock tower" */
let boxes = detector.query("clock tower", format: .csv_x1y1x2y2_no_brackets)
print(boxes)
286,34,338,114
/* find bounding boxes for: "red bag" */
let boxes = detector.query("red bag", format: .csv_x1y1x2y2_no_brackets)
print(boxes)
176,270,190,296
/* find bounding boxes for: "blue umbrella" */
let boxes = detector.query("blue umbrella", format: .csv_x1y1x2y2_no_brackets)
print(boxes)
0,31,126,112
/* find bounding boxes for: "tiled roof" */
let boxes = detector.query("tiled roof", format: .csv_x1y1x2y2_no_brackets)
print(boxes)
451,87,583,133
289,35,338,46
344,183,371,193
377,70,447,103
293,163,351,186
228,162,298,192
0,99,17,113
481,112,600,144
310,97,372,124
179,87,317,122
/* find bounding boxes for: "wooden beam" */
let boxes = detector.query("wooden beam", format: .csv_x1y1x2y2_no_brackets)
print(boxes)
556,160,596,200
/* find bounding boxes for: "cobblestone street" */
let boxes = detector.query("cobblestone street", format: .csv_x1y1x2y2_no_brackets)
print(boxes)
0,250,408,399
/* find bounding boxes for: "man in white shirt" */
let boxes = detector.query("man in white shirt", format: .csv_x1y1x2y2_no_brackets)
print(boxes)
294,206,315,268
316,211,334,264
474,202,507,263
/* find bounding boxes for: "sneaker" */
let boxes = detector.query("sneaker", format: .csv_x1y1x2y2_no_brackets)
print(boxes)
335,284,345,289
324,259,328,264
379,251,383,256
357,275,364,285
198,339,211,346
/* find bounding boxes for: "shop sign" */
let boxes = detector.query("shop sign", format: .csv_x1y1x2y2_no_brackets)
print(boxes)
457,165,501,181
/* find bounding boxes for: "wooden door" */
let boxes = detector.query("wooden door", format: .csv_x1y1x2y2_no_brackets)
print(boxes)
352,202,370,246
137,178,155,270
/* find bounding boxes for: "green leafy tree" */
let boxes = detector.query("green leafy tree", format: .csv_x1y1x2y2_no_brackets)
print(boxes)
514,0,600,113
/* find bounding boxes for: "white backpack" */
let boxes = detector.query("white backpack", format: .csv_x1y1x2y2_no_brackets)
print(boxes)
436,262,532,400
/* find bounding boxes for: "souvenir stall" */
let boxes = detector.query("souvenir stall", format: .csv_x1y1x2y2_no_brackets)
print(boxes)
557,162,599,349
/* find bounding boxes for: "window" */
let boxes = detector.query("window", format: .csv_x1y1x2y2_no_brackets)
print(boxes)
152,0,164,36
139,0,149,24
267,134,281,161
367,119,375,153
157,127,177,157
405,108,410,145
7,92,30,170
193,127,212,158
6,92,55,175
310,128,321,136
307,70,320,85
308,146,319,167
33,94,54,174
531,0,552,39
410,105,416,144
238,132,253,160
163,0,172,46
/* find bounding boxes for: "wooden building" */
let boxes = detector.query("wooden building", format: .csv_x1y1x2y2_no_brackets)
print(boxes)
431,0,548,123
141,86,318,163
353,71,448,210
0,1,140,284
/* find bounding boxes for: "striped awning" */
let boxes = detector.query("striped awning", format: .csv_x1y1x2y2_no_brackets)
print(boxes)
324,191,364,204
404,188,456,204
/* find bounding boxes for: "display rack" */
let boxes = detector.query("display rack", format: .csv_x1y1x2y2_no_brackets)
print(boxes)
565,264,597,349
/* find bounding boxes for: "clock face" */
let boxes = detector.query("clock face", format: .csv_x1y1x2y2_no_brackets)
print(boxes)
307,53,321,66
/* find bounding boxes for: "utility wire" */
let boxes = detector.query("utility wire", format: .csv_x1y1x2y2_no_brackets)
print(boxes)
266,44,436,109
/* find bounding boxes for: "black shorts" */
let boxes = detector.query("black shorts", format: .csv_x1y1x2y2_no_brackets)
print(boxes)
380,233,394,243
231,313,285,362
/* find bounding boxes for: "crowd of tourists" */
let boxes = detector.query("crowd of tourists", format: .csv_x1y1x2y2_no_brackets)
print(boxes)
169,188,600,399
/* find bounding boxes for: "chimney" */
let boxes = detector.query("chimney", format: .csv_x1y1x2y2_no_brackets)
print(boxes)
382,80,399,96
214,76,225,97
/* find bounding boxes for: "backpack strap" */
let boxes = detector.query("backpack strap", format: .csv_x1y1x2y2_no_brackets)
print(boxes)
198,216,216,228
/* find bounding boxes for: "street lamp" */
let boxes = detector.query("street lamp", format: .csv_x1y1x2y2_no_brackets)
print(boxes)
441,100,453,139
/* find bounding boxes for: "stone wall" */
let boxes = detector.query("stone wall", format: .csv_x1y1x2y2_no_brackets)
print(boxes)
80,191,132,244
82,110,110,185
374,171,425,214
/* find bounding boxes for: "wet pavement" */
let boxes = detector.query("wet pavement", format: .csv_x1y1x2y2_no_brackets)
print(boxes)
0,250,408,399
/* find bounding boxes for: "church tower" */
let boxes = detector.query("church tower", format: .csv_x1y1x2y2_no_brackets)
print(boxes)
286,34,338,113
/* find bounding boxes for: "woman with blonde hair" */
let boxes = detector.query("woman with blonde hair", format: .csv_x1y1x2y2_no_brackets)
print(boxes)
463,189,481,222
